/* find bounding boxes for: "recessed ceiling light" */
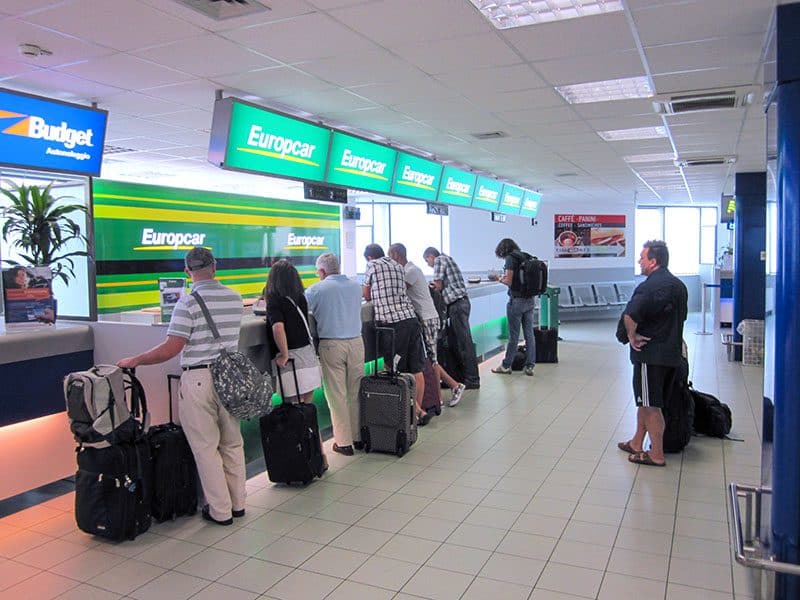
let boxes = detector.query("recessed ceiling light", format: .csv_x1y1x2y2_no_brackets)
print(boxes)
556,76,652,104
597,126,668,141
623,153,675,163
468,0,623,29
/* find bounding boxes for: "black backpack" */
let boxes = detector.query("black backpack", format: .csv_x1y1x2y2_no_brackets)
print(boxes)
662,357,694,453
513,251,548,297
690,385,732,438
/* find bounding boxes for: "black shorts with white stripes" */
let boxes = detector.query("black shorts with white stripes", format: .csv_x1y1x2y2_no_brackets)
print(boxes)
632,363,677,409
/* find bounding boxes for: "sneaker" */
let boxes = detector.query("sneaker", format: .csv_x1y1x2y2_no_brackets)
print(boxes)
524,365,535,376
491,365,512,374
449,383,465,407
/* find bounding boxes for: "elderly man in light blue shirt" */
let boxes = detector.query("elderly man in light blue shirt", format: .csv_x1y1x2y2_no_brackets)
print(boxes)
306,253,365,456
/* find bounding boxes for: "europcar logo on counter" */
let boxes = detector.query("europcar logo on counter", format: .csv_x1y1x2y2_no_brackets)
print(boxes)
0,88,107,176
136,228,209,251
283,232,328,251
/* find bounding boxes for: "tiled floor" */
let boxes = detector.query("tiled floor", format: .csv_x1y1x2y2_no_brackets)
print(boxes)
0,317,765,599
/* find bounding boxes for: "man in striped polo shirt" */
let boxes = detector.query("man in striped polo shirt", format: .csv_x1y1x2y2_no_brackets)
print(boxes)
118,247,245,526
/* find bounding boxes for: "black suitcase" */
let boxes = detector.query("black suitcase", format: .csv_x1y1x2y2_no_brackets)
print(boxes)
359,327,418,457
437,323,463,387
663,357,694,453
260,359,325,485
75,437,152,541
147,374,198,522
534,327,558,363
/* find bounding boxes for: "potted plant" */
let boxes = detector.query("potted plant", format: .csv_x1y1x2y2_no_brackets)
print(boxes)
1,182,89,286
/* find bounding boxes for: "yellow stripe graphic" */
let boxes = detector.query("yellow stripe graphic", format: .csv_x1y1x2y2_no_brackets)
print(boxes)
333,167,388,181
283,245,328,251
133,245,200,251
442,190,471,199
235,147,320,167
396,180,435,192
95,205,330,229
93,193,335,218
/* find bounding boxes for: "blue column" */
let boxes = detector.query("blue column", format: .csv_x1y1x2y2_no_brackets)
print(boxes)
732,172,766,360
773,4,800,598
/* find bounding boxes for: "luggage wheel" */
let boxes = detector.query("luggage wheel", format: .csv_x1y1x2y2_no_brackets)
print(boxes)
361,427,372,453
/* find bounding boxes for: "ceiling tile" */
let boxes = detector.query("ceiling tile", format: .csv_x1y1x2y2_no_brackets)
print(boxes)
435,63,547,96
0,57,38,79
98,92,186,117
212,67,334,99
297,48,423,87
534,50,646,86
2,68,125,102
59,54,194,90
391,32,520,75
497,105,582,127
347,78,460,105
24,0,204,52
145,108,213,130
652,65,760,94
140,80,223,110
572,98,658,120
330,0,490,47
503,12,636,62
271,88,378,116
646,34,764,74
633,0,773,47
0,18,114,68
133,34,279,78
0,0,70,17
221,12,377,63
466,87,566,113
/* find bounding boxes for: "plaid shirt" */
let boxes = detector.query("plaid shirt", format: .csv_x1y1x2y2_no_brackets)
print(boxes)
364,257,417,323
433,253,468,305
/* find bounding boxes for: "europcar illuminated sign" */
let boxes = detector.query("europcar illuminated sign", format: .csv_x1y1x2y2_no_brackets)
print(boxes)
0,88,107,176
391,152,442,201
209,98,331,182
520,190,542,217
471,176,503,211
437,167,477,207
325,132,397,193
499,184,524,215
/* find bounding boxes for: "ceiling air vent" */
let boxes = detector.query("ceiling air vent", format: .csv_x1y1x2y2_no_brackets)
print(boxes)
470,131,508,140
674,156,737,168
653,87,755,115
172,0,270,20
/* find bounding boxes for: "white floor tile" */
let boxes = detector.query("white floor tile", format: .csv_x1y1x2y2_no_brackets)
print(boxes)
426,543,491,575
265,568,342,599
189,582,258,600
446,523,506,551
49,548,127,581
377,534,441,564
216,558,292,594
607,546,670,581
286,517,348,544
0,558,41,591
478,552,546,587
128,570,209,600
173,547,246,580
597,572,666,599
255,536,323,567
348,555,418,591
0,570,78,600
91,558,167,595
398,514,459,542
324,580,394,600
300,545,370,578
550,539,612,571
462,576,533,600
0,529,53,558
329,526,393,554
212,527,279,556
535,562,604,598
401,565,474,600
14,537,88,569
55,582,124,600
668,557,733,594
512,513,568,538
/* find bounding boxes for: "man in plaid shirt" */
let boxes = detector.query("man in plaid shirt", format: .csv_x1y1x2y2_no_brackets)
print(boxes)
363,244,430,425
423,247,481,389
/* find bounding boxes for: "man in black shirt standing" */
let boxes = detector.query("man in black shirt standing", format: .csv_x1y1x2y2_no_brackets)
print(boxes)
617,240,688,467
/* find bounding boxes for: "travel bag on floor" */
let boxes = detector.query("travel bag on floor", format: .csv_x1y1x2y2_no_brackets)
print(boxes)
68,366,153,541
260,359,325,485
147,374,198,522
421,358,442,415
690,385,732,438
359,327,418,457
437,323,463,387
534,327,558,363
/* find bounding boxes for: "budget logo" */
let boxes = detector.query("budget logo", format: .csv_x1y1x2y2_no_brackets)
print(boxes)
0,108,96,160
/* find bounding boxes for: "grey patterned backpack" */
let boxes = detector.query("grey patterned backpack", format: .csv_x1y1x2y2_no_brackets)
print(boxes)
192,292,274,419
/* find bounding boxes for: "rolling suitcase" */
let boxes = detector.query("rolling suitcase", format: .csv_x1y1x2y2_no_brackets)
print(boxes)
72,367,152,541
147,374,198,522
260,359,325,485
359,327,418,457
421,358,442,415
534,327,558,363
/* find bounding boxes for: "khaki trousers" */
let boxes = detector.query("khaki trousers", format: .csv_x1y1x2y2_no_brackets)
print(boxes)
318,337,364,446
179,368,246,521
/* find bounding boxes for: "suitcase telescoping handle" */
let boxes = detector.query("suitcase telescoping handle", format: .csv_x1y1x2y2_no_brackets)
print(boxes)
374,326,397,378
167,374,180,424
276,358,301,403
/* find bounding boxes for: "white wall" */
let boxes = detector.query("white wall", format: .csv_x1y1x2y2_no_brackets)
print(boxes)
449,198,636,276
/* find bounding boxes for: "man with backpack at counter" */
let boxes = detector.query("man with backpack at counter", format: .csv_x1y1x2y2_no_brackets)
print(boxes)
491,238,537,376
117,247,246,525
617,240,688,468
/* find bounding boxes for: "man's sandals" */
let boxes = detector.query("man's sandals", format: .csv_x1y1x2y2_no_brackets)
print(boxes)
617,441,666,467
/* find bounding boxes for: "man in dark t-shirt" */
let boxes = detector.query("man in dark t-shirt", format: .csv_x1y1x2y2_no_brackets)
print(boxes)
617,240,688,467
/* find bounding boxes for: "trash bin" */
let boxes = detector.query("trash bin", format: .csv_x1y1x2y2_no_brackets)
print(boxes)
539,285,560,329
738,319,765,366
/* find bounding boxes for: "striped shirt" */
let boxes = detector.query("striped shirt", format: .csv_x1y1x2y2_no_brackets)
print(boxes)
432,253,468,305
167,279,243,367
364,257,416,323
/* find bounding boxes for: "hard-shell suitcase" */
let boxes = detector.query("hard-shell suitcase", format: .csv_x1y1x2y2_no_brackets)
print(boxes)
534,327,558,363
147,374,198,522
359,327,418,457
421,358,441,415
260,359,325,485
75,437,152,541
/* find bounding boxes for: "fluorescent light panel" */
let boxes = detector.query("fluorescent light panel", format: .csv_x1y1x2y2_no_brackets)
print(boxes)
624,153,675,163
556,76,652,104
468,0,623,29
597,126,668,141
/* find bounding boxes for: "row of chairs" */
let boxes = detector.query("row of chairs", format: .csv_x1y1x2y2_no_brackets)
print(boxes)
557,282,635,310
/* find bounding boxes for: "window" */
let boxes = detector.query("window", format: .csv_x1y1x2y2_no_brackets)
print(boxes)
665,207,700,275
700,207,718,265
634,208,663,274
